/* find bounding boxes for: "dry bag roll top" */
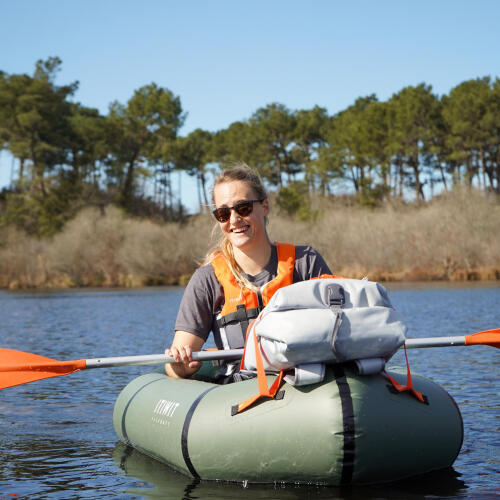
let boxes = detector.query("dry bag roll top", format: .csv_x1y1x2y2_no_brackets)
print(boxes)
242,278,407,380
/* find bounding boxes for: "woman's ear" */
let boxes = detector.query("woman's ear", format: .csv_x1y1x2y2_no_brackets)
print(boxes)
261,198,269,217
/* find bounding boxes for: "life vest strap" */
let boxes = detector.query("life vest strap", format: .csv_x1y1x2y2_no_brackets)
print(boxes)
217,305,261,350
216,306,260,328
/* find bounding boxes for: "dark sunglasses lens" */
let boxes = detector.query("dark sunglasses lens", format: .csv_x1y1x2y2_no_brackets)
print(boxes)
234,201,254,217
213,208,230,222
213,200,258,222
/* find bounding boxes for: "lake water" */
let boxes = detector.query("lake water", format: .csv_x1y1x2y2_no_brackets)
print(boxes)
0,284,498,499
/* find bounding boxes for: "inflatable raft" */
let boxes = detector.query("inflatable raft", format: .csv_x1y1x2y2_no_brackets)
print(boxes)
113,364,463,485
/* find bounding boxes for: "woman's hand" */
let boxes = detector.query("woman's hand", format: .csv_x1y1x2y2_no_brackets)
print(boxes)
166,344,202,368
165,331,204,378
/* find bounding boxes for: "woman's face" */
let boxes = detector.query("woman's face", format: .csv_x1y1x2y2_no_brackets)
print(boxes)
213,180,269,253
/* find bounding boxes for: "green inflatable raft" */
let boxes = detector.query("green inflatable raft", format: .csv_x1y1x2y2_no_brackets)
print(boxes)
113,364,463,485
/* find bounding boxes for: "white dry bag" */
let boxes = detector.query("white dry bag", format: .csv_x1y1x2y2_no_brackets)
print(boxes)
242,278,407,385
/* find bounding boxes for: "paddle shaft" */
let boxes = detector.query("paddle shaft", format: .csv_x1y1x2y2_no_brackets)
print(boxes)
85,334,488,368
1,329,496,390
84,349,244,369
404,337,466,349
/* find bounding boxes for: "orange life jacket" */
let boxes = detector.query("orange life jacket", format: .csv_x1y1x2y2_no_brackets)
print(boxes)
211,242,295,350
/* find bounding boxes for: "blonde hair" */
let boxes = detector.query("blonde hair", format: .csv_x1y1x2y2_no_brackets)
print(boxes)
203,163,269,289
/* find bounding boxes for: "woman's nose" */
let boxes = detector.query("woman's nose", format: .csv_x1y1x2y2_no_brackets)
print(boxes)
229,208,241,223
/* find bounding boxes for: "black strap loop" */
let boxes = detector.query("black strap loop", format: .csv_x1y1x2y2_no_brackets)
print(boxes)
216,306,260,328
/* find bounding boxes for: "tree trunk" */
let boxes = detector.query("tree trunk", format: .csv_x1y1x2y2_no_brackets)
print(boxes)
29,138,47,197
17,157,25,189
71,148,81,184
410,154,424,201
480,148,487,191
437,156,448,191
167,164,173,219
348,164,359,193
196,173,203,213
200,170,209,211
122,157,137,208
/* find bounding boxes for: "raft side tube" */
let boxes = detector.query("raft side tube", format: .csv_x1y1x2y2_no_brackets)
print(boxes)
113,367,463,485
187,370,345,483
350,368,463,483
113,372,217,476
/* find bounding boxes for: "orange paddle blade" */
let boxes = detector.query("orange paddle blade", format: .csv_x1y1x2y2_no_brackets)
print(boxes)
464,328,500,348
0,349,86,389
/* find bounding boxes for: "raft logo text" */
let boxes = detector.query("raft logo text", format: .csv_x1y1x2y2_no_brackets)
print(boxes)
152,399,180,426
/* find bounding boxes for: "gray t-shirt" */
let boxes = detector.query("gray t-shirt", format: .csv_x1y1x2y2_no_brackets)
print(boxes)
174,245,331,349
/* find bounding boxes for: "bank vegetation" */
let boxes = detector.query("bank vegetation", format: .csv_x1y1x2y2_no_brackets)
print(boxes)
0,188,498,290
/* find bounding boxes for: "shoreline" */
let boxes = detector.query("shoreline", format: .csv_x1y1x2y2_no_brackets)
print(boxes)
2,192,499,292
2,271,498,292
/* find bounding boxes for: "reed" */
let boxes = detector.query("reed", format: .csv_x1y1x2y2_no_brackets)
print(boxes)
270,188,500,281
0,189,498,289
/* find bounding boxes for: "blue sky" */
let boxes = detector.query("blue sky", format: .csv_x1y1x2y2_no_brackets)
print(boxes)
1,0,499,211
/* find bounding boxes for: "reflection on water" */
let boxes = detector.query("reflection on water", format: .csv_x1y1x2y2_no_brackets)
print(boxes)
113,442,468,500
2,438,116,498
0,285,498,499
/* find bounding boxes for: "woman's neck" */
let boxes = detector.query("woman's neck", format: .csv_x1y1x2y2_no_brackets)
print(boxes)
233,241,272,276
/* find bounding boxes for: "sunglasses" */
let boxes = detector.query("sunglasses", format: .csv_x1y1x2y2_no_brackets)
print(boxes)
212,199,265,223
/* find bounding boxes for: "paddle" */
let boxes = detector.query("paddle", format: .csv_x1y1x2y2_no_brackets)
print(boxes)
405,328,500,349
1,328,497,390
0,349,243,390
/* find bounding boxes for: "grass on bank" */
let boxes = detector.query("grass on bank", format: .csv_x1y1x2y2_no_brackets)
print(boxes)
0,189,498,290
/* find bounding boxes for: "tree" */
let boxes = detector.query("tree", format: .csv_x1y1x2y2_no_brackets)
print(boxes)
0,57,78,193
211,121,262,170
442,77,499,192
107,83,185,210
294,106,329,193
488,79,500,192
249,103,299,187
320,95,389,203
66,103,109,187
387,84,442,200
168,128,213,212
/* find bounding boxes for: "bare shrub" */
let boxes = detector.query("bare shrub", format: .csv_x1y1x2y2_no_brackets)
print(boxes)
270,188,499,281
0,227,49,288
118,213,214,285
47,206,129,286
0,189,498,289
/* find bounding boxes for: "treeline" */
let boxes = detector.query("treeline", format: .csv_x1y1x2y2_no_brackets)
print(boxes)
1,57,499,236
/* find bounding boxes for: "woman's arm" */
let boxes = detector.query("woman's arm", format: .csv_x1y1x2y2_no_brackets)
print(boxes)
165,330,205,378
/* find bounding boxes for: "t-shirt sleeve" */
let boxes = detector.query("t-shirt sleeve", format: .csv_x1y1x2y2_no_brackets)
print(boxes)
174,264,220,341
293,245,332,281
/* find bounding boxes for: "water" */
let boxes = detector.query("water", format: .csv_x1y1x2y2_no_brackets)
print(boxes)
0,284,498,499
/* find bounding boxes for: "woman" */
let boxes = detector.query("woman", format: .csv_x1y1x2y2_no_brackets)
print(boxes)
165,163,331,380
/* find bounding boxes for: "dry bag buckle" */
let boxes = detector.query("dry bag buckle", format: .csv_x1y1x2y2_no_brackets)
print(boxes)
328,285,345,308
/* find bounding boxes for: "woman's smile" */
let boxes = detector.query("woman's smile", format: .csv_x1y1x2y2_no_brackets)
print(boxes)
230,224,250,234
213,180,269,252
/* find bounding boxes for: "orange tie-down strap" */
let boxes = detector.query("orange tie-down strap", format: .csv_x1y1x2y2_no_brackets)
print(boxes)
384,345,427,404
233,321,284,415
